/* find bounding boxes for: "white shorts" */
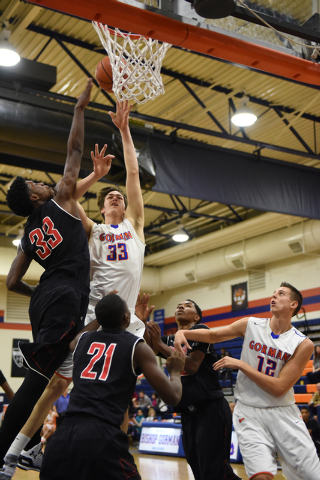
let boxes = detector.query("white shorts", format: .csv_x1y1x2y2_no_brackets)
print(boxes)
234,401,320,480
55,311,145,379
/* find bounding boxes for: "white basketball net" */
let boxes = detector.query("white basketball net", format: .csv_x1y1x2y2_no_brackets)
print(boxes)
92,22,171,105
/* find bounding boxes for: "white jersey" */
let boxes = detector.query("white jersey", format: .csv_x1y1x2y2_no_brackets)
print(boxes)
85,218,145,327
235,317,306,408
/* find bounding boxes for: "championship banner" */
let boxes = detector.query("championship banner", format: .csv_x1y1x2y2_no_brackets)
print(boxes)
11,339,29,377
232,282,248,311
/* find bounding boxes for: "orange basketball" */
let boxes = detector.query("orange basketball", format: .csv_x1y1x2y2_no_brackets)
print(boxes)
95,56,113,93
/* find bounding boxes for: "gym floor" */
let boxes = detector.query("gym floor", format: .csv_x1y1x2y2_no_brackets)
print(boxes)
12,447,285,479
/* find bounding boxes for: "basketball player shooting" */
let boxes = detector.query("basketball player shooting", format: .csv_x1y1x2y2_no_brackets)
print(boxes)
0,99,146,478
174,282,320,480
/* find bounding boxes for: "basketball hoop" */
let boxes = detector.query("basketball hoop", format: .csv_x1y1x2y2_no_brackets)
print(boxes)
92,22,171,105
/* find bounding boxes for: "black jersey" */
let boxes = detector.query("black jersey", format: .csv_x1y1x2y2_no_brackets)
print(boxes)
67,329,143,426
21,200,89,292
160,324,223,409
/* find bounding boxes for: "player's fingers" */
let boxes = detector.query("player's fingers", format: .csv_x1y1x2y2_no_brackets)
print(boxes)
100,144,107,156
95,144,99,157
91,151,95,162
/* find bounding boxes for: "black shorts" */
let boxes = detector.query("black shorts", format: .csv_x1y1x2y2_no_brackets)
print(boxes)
19,283,88,380
181,397,241,480
40,416,141,480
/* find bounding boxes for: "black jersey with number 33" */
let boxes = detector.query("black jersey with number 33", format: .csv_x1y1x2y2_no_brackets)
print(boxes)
21,200,90,292
67,329,143,426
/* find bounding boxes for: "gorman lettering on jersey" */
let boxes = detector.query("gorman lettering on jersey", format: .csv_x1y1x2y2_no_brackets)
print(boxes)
99,231,133,242
249,340,291,362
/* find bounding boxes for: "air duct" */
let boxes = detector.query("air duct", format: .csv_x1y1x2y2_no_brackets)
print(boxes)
140,219,320,294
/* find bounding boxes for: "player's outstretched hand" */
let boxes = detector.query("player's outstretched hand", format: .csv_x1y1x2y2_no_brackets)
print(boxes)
174,330,191,354
91,144,115,179
109,100,132,131
167,351,185,375
213,357,241,371
76,78,93,110
135,293,155,324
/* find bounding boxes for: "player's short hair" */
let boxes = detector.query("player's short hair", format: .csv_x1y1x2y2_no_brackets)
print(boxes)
300,407,309,413
186,299,202,324
95,294,128,329
96,186,128,220
6,176,34,217
279,282,303,317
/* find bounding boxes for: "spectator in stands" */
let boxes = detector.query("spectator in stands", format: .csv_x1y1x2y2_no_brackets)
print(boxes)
308,383,320,418
301,407,320,454
137,391,152,415
151,392,159,410
146,408,158,422
53,389,70,428
219,349,233,381
307,344,320,384
132,409,145,439
0,371,14,402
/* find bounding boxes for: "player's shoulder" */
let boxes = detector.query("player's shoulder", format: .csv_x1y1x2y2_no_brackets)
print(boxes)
247,316,269,326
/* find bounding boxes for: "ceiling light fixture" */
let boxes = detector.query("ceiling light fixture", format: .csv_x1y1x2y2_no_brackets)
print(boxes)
0,22,20,67
231,95,257,127
12,229,23,247
172,224,189,243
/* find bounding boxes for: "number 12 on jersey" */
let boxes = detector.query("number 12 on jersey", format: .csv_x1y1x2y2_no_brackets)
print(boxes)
81,342,117,381
257,356,277,376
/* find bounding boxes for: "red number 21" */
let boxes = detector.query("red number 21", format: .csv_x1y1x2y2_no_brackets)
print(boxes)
81,342,117,381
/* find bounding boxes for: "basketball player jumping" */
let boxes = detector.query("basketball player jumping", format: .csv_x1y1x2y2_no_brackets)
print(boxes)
0,99,146,477
174,282,320,480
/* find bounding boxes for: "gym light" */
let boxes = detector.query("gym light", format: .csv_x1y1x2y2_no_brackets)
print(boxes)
0,24,20,67
12,229,23,247
172,225,189,243
231,95,257,127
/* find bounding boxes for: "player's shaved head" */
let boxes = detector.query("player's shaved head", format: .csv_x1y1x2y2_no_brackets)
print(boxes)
95,293,129,329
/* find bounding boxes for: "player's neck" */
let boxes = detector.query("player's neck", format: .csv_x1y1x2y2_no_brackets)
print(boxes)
104,211,123,226
269,314,292,335
177,320,197,331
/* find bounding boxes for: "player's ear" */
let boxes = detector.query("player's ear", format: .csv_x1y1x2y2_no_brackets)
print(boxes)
29,193,39,202
194,314,200,323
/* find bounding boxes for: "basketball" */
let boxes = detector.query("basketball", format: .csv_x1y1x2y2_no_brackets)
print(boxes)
95,56,113,93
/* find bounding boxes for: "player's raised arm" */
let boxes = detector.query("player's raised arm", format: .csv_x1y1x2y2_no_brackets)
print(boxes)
174,317,249,354
54,79,92,213
74,144,114,201
109,100,144,241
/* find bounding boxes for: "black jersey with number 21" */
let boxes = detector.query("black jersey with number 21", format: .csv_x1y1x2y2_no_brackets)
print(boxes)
68,329,143,426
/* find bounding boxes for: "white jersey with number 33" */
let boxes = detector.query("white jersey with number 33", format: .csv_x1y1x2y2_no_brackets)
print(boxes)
85,218,145,325
235,317,306,408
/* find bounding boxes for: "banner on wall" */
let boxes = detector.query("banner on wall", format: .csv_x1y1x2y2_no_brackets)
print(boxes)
153,309,165,336
232,282,248,311
11,339,29,377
